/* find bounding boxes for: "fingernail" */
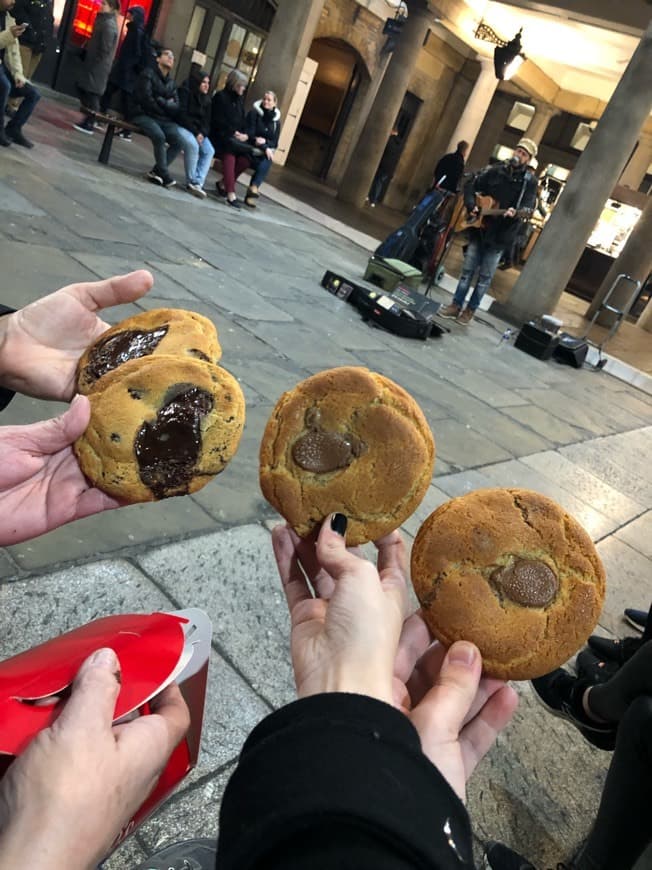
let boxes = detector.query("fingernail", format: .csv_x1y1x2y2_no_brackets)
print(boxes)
448,641,477,667
90,647,118,669
330,513,347,537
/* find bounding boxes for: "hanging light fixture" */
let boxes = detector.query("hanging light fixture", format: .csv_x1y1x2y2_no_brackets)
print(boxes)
475,22,526,80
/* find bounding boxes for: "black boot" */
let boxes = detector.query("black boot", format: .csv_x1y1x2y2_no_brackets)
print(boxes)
0,127,11,147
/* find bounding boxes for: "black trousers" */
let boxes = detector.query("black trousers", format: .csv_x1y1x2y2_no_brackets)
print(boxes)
100,81,130,117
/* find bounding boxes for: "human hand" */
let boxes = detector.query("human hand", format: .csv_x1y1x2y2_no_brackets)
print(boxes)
505,207,516,217
274,519,518,802
273,517,407,705
265,147,274,161
0,395,123,546
197,133,204,144
255,136,266,146
0,648,189,869
0,270,153,402
234,131,248,142
10,24,27,37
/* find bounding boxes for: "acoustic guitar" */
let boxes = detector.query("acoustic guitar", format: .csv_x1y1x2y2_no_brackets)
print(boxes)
454,194,530,232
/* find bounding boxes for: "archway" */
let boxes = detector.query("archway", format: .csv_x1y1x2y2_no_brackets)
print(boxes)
288,37,369,179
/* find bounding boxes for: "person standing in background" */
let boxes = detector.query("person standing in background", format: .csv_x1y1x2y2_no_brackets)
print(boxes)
431,140,469,193
100,5,150,140
0,0,41,148
72,0,119,135
8,0,52,90
366,126,401,207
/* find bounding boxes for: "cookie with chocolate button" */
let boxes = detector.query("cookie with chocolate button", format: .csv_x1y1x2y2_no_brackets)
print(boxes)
77,308,222,395
74,356,244,502
259,366,435,546
410,488,606,680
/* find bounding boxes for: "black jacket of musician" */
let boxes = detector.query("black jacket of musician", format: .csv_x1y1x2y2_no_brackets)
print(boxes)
463,161,537,248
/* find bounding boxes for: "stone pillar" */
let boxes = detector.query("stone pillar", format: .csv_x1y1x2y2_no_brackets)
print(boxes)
524,100,560,147
586,196,652,326
337,1,433,208
491,20,652,326
619,132,652,190
445,58,498,154
247,0,326,119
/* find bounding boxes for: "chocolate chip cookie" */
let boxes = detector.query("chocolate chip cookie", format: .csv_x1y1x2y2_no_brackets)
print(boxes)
411,488,606,680
75,356,245,502
77,308,222,395
259,366,435,545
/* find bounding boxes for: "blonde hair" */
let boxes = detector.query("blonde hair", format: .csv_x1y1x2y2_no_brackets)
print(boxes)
263,90,278,105
226,69,248,91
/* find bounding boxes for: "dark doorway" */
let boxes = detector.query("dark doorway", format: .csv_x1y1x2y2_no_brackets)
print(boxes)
288,37,365,179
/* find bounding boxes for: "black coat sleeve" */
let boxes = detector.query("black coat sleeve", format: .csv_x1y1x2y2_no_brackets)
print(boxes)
0,304,16,411
177,85,199,135
216,693,474,870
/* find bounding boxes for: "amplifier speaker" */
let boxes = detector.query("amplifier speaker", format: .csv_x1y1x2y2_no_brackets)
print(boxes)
514,322,559,361
553,333,589,368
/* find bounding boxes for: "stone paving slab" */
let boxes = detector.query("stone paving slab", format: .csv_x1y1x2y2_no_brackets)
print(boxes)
596,537,652,634
501,404,587,445
560,441,652,505
614,511,652,558
137,525,295,709
430,418,512,468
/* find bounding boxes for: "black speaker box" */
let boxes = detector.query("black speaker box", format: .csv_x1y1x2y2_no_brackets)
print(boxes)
514,322,559,361
553,333,589,368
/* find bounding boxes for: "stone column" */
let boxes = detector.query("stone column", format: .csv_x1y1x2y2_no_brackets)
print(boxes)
337,1,433,208
491,20,652,325
523,100,560,147
247,0,326,118
445,57,498,154
585,196,652,326
619,132,652,190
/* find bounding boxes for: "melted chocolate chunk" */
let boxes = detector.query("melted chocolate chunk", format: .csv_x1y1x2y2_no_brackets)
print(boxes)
292,407,366,473
86,326,169,382
135,385,213,499
491,558,558,608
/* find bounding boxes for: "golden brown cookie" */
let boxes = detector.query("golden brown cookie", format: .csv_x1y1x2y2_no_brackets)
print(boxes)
77,308,222,395
411,488,606,680
259,367,435,545
75,355,244,502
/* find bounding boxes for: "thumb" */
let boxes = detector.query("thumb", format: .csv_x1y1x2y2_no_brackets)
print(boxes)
54,647,121,737
417,642,483,738
315,513,367,582
22,395,90,456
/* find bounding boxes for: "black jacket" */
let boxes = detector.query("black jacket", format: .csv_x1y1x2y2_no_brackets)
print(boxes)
76,11,118,96
217,694,474,869
108,6,149,94
434,150,465,193
131,65,179,122
210,87,246,152
12,0,53,55
245,99,280,150
463,160,538,248
177,79,211,137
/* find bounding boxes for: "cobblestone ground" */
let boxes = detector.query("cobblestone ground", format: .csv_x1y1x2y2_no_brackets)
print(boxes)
1,97,651,868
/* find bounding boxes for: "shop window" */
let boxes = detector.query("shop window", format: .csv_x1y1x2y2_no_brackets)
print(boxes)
203,15,225,76
239,31,262,77
70,0,155,46
186,6,206,49
215,23,264,91
223,23,246,67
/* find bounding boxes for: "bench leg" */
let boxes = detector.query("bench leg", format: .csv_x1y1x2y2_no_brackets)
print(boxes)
99,123,116,165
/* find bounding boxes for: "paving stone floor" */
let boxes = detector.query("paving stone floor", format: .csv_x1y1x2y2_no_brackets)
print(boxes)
1,96,651,868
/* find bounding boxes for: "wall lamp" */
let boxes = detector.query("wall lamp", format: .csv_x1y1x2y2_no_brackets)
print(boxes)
475,22,525,80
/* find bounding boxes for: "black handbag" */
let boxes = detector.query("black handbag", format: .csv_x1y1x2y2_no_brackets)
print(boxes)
227,137,263,159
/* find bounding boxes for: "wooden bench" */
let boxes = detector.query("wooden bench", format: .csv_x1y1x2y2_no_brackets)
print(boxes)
81,108,142,165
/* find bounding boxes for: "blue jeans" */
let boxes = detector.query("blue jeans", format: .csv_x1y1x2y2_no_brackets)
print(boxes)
251,157,272,189
0,66,40,131
131,115,184,171
177,127,215,187
452,236,504,311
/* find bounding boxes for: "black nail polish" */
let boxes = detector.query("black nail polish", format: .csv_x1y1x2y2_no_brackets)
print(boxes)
330,513,347,536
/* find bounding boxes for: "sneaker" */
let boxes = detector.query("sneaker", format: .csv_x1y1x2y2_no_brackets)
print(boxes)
187,183,207,199
226,197,242,209
161,173,176,189
94,121,106,131
576,648,619,685
248,184,260,198
587,634,643,665
457,308,474,325
483,840,572,870
624,607,648,633
531,669,616,750
117,130,132,141
244,194,257,208
72,121,95,135
133,838,216,870
146,167,164,186
439,303,461,319
6,126,33,148
0,129,11,147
